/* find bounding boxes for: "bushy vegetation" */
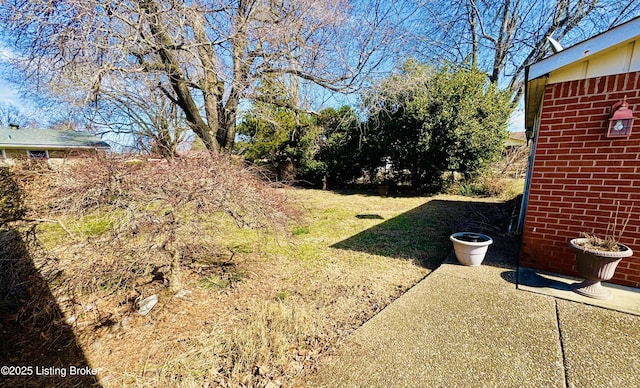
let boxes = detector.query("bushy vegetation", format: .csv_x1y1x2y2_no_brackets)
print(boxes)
364,62,513,191
312,106,367,187
236,102,324,183
447,145,529,199
2,159,460,386
237,102,364,187
1,155,524,386
237,62,514,192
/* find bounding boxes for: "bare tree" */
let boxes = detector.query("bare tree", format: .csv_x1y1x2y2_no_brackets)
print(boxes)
0,0,410,154
84,75,189,157
413,0,640,102
0,102,32,127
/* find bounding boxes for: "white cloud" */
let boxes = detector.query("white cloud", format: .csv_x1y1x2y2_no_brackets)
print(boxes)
0,43,18,61
508,108,525,132
0,44,21,105
0,80,19,104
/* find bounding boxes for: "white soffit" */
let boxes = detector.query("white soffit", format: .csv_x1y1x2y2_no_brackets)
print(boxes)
528,16,640,81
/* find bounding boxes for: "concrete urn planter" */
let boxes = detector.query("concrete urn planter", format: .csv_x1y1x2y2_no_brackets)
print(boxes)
569,238,633,300
450,232,493,266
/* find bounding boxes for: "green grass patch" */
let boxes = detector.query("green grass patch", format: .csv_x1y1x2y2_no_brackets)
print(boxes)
77,215,113,236
272,190,466,270
291,225,310,235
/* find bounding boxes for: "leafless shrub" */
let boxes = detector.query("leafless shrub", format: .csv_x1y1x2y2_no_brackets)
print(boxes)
0,168,53,322
578,201,633,252
7,155,299,308
495,145,529,178
51,154,296,228
3,159,58,217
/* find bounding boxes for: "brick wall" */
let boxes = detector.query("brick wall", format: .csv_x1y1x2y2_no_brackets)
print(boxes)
520,71,640,288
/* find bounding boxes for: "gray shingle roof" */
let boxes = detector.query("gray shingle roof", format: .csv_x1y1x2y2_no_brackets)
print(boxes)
0,126,110,149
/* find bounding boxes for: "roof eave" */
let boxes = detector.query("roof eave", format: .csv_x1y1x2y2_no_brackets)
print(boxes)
528,16,640,81
524,16,640,130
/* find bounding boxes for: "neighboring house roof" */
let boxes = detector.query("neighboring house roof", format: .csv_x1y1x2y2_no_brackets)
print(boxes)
0,126,110,150
524,16,640,130
506,131,527,147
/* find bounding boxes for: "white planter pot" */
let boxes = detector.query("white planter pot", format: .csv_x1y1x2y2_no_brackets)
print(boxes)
450,232,493,266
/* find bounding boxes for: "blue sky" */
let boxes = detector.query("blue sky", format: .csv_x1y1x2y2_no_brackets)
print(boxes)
508,107,525,132
0,43,18,104
0,79,19,104
0,76,526,132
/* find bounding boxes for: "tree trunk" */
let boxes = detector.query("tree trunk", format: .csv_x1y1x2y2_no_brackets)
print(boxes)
139,0,221,154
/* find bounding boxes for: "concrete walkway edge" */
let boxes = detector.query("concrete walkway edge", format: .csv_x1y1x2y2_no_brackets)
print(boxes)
307,251,640,387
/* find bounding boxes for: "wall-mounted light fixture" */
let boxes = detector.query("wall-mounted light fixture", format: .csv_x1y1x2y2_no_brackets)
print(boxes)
607,96,634,138
525,127,534,145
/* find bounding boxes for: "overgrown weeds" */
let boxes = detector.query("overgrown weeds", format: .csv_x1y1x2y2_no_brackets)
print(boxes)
5,154,298,308
447,145,528,199
2,156,514,386
0,167,25,223
2,155,309,385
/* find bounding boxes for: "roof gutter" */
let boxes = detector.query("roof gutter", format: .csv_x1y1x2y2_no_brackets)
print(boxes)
528,16,640,80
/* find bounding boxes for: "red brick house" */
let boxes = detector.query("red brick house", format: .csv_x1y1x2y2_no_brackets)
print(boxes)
519,17,640,288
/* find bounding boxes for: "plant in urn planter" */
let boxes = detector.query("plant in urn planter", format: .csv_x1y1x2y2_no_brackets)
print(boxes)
569,203,634,300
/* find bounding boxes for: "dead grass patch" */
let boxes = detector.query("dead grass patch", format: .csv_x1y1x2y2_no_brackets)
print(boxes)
1,158,519,386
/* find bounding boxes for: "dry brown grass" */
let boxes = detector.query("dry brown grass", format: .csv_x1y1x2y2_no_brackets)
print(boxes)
1,157,516,387
0,167,25,223
11,155,297,297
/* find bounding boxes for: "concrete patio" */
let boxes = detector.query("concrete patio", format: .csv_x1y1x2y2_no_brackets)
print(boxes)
307,235,640,387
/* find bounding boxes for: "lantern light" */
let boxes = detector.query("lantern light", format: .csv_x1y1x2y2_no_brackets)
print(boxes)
607,96,634,138
525,127,534,144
